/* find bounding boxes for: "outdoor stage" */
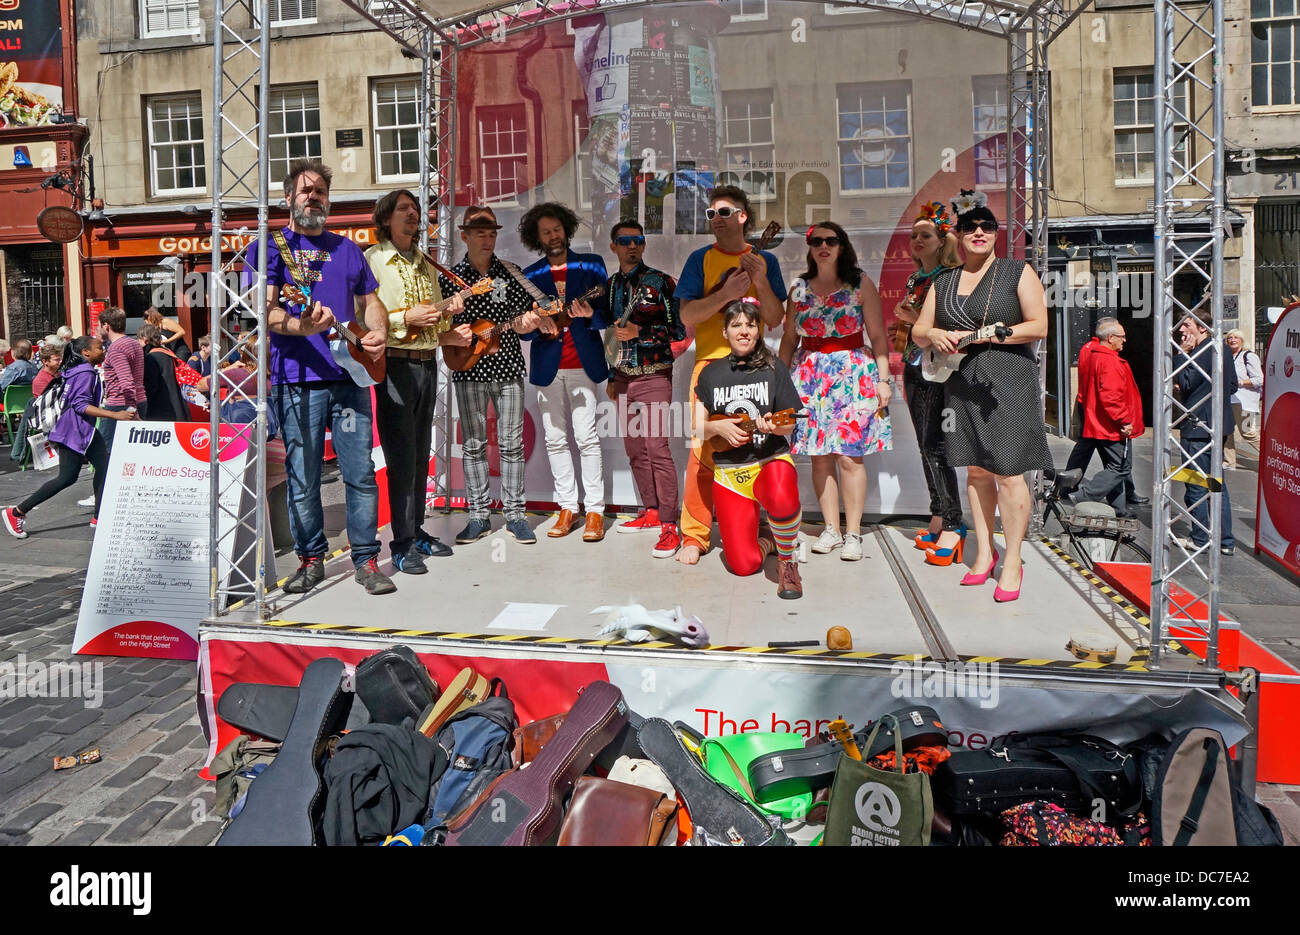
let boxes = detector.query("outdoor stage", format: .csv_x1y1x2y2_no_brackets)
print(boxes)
197,515,1248,770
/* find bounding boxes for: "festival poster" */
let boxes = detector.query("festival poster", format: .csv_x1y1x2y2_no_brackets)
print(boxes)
0,0,65,130
73,423,258,660
1256,302,1300,581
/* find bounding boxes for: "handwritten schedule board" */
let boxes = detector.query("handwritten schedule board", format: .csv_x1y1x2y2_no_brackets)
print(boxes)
73,423,257,660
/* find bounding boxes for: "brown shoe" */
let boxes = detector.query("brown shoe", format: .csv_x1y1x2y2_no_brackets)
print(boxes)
547,509,578,538
582,512,605,542
777,558,803,600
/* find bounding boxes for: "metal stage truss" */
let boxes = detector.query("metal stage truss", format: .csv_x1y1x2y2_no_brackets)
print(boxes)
206,0,1230,676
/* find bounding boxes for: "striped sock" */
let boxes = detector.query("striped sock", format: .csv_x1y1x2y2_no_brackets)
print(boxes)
768,511,802,560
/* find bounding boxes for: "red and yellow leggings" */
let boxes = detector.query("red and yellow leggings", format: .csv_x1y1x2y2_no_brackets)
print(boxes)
713,454,802,576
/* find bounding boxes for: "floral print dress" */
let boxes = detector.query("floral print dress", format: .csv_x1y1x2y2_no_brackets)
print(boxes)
789,278,893,457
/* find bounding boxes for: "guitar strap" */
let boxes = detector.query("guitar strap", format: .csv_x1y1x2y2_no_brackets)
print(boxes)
270,228,313,304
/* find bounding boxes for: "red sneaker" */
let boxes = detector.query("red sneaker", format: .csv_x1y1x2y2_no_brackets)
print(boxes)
89,518,98,528
652,523,681,558
3,507,28,539
618,508,661,534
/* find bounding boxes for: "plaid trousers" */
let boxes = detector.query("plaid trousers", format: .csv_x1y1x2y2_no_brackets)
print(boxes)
455,378,526,520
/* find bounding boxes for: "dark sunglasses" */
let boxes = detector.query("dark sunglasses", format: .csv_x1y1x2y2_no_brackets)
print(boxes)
613,234,646,246
705,206,739,220
959,220,998,234
807,236,841,248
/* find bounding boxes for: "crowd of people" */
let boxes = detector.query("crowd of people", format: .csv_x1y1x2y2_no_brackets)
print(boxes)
1,157,1259,596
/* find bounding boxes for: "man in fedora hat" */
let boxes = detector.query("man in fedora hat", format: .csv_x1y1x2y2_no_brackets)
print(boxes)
438,205,552,546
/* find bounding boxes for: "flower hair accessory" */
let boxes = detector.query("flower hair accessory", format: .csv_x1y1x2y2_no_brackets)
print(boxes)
917,200,954,237
951,189,988,217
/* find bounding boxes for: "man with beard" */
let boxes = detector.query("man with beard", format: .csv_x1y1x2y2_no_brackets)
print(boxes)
247,158,395,596
518,202,610,541
366,189,473,573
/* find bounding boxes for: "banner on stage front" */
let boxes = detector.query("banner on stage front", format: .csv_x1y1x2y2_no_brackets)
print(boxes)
1256,300,1300,582
73,422,259,660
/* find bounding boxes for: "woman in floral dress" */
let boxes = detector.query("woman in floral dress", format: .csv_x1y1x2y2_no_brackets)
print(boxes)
779,221,892,561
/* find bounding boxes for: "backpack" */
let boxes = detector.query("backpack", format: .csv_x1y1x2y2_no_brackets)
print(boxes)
210,735,281,822
424,678,517,828
26,376,65,435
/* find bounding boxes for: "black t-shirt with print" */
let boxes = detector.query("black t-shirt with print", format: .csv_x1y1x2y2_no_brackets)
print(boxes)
695,356,802,466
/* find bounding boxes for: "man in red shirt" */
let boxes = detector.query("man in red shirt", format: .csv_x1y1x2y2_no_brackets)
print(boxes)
96,306,146,454
31,343,63,395
1065,317,1145,514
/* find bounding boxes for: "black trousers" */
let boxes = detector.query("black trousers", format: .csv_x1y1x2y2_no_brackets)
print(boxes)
375,356,438,556
19,433,108,519
904,363,963,530
1065,436,1134,510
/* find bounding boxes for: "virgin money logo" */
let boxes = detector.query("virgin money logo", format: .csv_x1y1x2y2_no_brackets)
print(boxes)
1286,356,1294,379
854,782,901,832
190,429,210,449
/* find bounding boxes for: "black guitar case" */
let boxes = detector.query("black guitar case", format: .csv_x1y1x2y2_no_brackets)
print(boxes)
217,658,353,846
217,682,301,743
637,718,791,847
748,704,947,804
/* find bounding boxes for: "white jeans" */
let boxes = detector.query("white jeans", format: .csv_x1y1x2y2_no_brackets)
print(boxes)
536,368,605,512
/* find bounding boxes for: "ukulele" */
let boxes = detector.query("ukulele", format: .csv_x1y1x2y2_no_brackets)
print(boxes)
704,407,806,452
828,717,863,760
920,322,1013,384
280,283,385,386
392,277,495,343
610,283,654,372
705,220,783,297
442,282,607,372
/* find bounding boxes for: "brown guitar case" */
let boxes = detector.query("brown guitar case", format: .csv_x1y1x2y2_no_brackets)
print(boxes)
442,680,628,846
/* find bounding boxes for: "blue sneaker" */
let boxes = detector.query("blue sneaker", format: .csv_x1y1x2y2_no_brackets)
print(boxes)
455,517,492,544
415,530,453,557
392,545,428,575
505,518,536,544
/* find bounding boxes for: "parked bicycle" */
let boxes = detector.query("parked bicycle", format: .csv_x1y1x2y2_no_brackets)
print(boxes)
1036,467,1152,571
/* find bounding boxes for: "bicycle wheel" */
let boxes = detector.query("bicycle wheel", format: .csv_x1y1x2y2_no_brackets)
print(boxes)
1074,533,1151,568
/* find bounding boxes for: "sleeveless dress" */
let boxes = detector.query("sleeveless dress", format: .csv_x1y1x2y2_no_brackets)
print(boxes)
788,278,892,457
932,260,1051,475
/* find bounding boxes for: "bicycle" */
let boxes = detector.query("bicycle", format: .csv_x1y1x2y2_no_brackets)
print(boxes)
1035,467,1152,571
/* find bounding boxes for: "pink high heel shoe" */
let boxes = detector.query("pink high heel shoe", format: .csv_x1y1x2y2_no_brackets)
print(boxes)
994,567,1024,603
960,550,999,586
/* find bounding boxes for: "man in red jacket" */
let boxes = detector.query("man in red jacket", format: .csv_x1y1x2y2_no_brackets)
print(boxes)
1065,318,1145,514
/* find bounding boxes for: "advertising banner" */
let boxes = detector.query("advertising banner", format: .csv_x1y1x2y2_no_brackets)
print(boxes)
0,0,65,129
1256,301,1300,581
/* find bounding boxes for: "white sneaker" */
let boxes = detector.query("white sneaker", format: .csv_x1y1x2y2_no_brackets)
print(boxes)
841,533,863,561
77,495,96,508
811,528,843,554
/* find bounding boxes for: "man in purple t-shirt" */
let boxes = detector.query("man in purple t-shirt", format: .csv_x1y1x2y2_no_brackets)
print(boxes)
245,158,394,596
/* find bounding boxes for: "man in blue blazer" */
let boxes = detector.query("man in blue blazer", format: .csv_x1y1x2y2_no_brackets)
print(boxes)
519,203,611,541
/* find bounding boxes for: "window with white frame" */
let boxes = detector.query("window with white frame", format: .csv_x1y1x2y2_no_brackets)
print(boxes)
823,3,865,13
268,86,322,186
140,0,199,38
724,0,768,22
836,82,912,193
373,78,422,182
1113,70,1189,183
572,103,593,210
256,0,318,27
1251,1,1300,108
478,105,529,205
722,90,776,202
147,94,206,196
972,75,1008,187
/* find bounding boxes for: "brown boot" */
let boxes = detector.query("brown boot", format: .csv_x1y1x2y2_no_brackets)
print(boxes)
582,512,605,542
547,509,579,538
777,558,803,600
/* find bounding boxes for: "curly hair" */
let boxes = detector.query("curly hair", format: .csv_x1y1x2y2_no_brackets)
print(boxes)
518,202,580,254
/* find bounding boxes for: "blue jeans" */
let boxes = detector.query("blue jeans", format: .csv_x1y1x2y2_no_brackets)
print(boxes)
273,380,380,566
1182,437,1234,550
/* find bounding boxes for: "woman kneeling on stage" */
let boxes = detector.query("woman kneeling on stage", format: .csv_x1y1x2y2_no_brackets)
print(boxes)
694,300,805,600
911,191,1051,603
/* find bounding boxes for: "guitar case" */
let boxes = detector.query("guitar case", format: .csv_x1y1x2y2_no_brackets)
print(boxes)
637,718,791,846
217,682,301,743
747,705,947,804
441,680,628,846
217,658,354,846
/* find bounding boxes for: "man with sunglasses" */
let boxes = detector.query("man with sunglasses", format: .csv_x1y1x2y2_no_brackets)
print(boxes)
602,219,687,556
673,185,787,564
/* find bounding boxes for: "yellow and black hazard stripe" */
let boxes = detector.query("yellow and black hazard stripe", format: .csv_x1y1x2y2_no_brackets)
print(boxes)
224,545,353,614
1038,536,1198,663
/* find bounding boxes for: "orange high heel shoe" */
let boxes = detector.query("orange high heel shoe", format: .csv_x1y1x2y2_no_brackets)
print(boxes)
924,528,967,567
914,529,940,550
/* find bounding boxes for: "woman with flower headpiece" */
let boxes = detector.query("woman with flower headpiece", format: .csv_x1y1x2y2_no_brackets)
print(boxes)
892,201,964,557
778,221,892,562
911,190,1050,603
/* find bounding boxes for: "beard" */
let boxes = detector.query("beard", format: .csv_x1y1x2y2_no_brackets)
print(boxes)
292,201,328,230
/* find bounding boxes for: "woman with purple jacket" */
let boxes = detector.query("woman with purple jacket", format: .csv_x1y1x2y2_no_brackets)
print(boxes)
3,336,140,539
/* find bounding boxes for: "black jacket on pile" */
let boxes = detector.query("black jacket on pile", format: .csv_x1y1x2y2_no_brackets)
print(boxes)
322,723,447,846
1175,337,1237,441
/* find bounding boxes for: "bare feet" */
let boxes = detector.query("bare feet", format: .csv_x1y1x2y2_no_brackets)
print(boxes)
676,543,702,565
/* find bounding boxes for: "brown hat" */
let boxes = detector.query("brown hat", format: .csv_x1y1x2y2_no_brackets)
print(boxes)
459,208,502,231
